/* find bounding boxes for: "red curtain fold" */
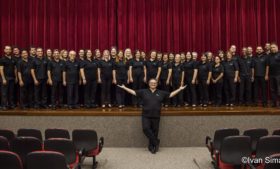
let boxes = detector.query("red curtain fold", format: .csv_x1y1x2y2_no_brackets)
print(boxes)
0,0,279,54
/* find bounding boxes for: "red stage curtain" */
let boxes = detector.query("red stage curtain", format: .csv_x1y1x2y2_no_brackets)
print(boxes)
0,0,280,54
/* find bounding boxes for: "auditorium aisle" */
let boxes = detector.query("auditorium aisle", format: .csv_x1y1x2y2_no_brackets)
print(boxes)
82,147,212,169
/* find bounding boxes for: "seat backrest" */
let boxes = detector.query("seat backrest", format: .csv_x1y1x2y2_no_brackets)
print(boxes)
26,151,68,169
264,153,280,169
72,129,98,152
243,128,269,152
0,150,23,169
17,129,42,141
272,129,280,136
10,137,42,166
256,136,280,160
213,128,240,150
220,136,252,165
44,138,77,165
0,136,10,150
45,129,70,140
0,129,15,143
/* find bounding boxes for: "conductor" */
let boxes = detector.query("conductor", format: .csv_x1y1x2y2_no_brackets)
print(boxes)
118,78,186,154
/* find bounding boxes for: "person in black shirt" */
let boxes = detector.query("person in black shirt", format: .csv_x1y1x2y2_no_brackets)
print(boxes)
47,49,64,109
98,50,113,108
157,52,163,62
63,50,80,109
12,46,21,107
238,47,254,106
78,49,85,107
182,53,198,107
141,51,146,61
264,43,271,55
267,43,280,107
60,50,68,107
80,49,99,108
31,48,48,109
159,53,172,107
129,50,146,107
45,49,52,61
118,78,186,154
212,56,224,106
223,51,239,106
113,50,129,108
0,45,17,110
110,46,117,62
168,53,174,63
145,50,161,82
253,46,269,107
197,54,212,107
17,50,33,109
171,54,184,107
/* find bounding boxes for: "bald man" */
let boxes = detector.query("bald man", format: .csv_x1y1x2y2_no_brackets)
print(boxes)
118,79,186,154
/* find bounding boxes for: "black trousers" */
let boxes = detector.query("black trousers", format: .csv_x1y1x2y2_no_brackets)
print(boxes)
172,79,183,106
142,116,160,148
270,76,280,105
239,76,252,104
116,79,126,106
67,83,79,107
20,83,33,107
132,74,144,106
101,77,112,105
1,79,15,107
198,79,209,105
51,81,63,106
254,76,267,104
213,81,223,105
84,80,97,106
224,77,236,104
185,78,197,105
79,84,84,106
34,79,47,107
159,79,170,105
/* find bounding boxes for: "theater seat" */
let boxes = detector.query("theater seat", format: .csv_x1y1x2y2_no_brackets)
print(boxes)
45,129,70,140
243,128,269,153
206,128,240,163
252,136,280,169
26,151,68,169
215,136,251,169
72,129,104,169
0,136,10,150
0,150,23,169
10,137,42,167
272,129,280,136
17,129,43,141
44,138,79,169
0,129,16,143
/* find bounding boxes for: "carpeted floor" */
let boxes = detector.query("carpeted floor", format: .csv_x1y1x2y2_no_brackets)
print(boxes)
82,147,213,169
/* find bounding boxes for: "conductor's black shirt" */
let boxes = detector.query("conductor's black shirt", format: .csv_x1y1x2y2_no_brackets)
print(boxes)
136,89,170,118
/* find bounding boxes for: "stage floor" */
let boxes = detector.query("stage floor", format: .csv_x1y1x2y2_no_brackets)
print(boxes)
0,106,279,116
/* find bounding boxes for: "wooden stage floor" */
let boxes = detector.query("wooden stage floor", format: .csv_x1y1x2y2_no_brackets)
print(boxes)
0,106,279,116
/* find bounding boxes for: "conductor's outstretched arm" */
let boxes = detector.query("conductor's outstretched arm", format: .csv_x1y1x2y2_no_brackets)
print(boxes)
117,84,136,96
169,85,187,98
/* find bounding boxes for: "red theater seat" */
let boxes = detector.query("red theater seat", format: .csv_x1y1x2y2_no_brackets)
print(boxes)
44,138,79,169
0,150,23,169
10,137,42,167
26,151,68,169
243,128,269,154
0,129,16,143
206,128,240,163
17,129,43,141
72,129,104,169
0,136,10,150
45,129,70,140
